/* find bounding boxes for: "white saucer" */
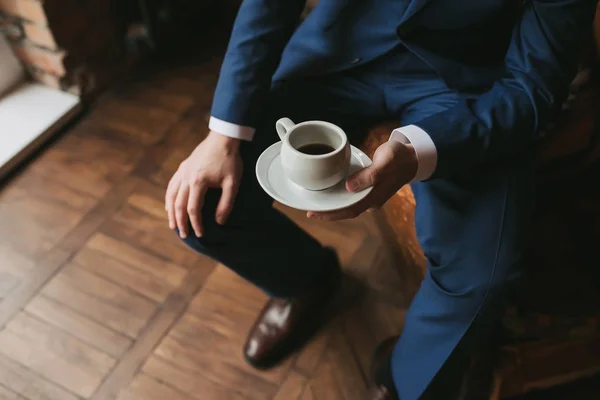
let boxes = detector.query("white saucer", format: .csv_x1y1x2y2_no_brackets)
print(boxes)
256,142,373,212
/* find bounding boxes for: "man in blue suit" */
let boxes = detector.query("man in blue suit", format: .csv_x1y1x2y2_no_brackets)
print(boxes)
165,0,596,398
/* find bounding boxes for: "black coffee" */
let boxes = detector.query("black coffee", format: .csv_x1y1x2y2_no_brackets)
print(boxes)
297,143,335,155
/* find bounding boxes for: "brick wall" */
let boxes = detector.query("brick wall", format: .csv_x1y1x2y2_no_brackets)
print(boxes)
0,0,134,97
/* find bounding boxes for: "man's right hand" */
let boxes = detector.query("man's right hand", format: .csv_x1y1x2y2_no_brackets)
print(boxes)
165,131,243,239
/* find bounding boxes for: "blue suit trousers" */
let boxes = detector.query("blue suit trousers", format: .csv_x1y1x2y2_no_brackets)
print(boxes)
182,48,535,399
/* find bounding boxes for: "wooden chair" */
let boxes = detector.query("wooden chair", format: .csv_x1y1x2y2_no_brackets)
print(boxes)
359,6,600,398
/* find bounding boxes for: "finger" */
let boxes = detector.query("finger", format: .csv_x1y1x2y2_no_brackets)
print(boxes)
175,184,190,238
308,184,390,220
165,177,181,230
365,189,392,213
166,163,185,212
216,177,239,225
366,201,384,213
188,179,207,237
346,165,378,193
366,197,386,213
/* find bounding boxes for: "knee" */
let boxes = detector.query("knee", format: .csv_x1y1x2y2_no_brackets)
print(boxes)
177,186,272,252
427,249,522,300
176,217,229,260
173,189,232,252
427,268,491,300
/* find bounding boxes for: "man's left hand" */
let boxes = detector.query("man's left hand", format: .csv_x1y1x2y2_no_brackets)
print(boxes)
308,140,419,221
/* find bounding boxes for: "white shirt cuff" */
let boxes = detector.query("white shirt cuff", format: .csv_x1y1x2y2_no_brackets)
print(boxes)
208,117,255,141
389,124,437,182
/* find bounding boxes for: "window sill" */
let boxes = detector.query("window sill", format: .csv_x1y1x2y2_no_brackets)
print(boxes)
0,82,81,180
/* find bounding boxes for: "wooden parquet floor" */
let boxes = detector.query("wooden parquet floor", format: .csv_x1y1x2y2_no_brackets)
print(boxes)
0,50,410,399
1,23,599,400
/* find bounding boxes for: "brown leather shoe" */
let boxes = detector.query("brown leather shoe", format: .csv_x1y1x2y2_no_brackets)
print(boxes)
365,385,396,400
243,252,341,368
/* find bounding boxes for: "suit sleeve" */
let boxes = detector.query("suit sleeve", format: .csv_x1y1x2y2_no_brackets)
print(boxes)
210,0,307,132
412,0,597,179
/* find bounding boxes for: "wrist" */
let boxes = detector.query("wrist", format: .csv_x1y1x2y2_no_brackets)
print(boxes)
404,143,418,180
389,140,418,181
208,116,256,141
390,125,437,182
207,131,241,153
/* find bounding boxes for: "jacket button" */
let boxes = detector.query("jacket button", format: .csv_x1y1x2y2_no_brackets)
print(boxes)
350,57,361,64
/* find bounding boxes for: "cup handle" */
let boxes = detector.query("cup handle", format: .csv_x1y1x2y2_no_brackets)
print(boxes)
275,118,295,141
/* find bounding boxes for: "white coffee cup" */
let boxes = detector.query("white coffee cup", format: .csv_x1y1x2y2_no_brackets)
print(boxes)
276,118,351,191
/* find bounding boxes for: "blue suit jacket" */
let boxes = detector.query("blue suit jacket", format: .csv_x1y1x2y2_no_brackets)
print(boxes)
211,0,596,179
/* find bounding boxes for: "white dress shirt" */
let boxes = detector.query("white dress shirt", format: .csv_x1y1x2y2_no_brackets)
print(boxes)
209,116,438,182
